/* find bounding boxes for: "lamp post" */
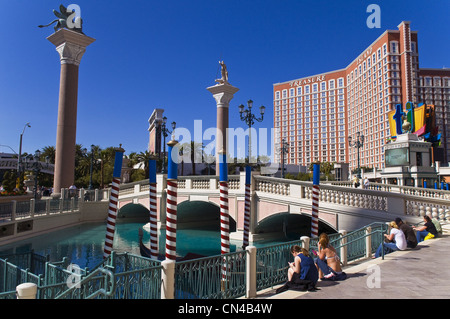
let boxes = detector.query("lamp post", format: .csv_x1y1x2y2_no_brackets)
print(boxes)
25,150,49,200
160,116,176,174
17,123,31,175
280,138,289,178
89,144,95,190
238,100,265,164
348,131,365,178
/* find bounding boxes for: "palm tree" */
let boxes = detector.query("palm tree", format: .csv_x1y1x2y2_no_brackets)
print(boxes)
41,146,56,164
181,141,205,175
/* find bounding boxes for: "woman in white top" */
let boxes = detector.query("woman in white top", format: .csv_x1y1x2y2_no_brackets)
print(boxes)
374,221,407,258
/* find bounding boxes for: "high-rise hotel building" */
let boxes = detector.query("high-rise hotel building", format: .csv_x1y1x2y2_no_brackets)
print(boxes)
273,21,450,172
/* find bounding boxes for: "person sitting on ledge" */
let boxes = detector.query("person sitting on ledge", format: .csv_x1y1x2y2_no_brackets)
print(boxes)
395,217,417,249
288,245,318,285
413,215,438,242
314,233,346,280
374,221,407,258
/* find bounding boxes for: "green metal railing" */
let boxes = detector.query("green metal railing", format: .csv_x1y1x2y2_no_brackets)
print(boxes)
0,223,390,299
175,250,247,299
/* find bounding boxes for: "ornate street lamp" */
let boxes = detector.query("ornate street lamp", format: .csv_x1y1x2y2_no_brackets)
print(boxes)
161,116,176,174
238,100,265,164
348,132,365,178
17,122,31,175
279,138,289,178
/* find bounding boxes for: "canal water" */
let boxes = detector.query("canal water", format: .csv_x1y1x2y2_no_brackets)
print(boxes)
0,220,302,270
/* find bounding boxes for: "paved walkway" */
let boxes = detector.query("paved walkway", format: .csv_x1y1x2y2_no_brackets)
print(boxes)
255,224,450,299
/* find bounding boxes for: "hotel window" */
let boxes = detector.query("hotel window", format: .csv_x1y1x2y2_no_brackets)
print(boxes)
282,90,287,98
390,41,398,54
338,78,344,88
313,83,318,93
329,80,335,90
305,85,310,94
290,88,295,97
377,48,381,60
321,82,327,91
275,91,280,100
297,87,302,95
411,42,416,53
383,44,387,56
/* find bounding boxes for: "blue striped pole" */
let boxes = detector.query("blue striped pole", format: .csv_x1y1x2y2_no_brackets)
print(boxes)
219,151,229,284
311,162,320,238
103,145,125,259
165,140,178,261
148,156,158,260
242,165,251,249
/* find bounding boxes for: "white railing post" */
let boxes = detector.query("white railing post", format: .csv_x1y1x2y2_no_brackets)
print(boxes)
161,260,175,299
301,236,310,251
365,226,372,258
245,245,257,298
30,199,35,218
339,230,348,266
16,283,37,299
11,200,17,222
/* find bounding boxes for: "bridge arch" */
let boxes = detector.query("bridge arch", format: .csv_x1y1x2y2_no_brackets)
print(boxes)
255,212,337,239
176,200,236,231
117,203,149,221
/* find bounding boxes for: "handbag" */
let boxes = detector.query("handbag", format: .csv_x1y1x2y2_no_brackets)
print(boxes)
424,232,435,240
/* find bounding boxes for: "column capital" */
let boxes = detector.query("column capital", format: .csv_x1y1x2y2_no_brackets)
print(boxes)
47,29,95,65
207,82,239,106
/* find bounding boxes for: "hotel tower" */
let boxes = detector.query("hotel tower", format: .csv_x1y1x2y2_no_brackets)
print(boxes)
273,21,450,173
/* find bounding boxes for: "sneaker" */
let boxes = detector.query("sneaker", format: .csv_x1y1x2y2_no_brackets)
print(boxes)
324,272,335,279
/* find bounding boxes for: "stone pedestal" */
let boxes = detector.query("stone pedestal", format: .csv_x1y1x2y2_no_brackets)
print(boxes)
206,82,239,174
47,29,95,196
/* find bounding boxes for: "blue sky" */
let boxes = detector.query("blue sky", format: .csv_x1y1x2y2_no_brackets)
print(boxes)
0,0,449,158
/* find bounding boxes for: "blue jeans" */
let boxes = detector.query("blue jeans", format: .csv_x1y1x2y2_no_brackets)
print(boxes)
375,242,398,258
314,258,335,277
416,230,429,243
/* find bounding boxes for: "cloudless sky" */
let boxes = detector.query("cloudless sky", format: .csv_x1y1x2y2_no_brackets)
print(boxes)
0,0,449,158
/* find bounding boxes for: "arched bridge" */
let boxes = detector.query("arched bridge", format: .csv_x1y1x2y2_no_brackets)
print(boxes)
118,173,450,243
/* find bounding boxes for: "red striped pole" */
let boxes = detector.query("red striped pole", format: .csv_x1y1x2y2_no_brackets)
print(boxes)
103,146,124,259
242,165,251,249
149,157,158,259
219,152,229,284
165,140,178,261
311,162,320,238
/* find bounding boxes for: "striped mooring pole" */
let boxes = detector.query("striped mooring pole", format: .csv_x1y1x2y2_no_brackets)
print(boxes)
311,162,320,238
148,157,158,260
219,151,229,285
103,145,125,259
165,140,178,261
242,165,251,249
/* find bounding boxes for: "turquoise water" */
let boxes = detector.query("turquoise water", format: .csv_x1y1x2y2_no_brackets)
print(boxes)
0,221,293,270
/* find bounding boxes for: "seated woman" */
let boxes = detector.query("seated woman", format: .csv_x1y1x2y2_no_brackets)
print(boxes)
314,233,345,280
288,245,318,286
413,215,439,242
374,221,407,258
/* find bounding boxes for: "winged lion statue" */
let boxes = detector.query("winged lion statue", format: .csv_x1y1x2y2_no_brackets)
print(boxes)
38,4,83,34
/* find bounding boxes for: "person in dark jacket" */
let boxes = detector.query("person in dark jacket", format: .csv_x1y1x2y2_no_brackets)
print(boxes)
413,215,438,242
395,217,418,248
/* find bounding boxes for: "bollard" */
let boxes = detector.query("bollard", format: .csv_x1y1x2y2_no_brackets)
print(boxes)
245,246,257,298
16,283,37,299
161,259,175,299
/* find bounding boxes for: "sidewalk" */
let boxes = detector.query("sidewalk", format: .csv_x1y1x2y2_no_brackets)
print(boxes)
255,224,450,299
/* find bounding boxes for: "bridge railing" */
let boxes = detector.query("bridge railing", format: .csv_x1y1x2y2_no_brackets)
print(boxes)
254,175,450,220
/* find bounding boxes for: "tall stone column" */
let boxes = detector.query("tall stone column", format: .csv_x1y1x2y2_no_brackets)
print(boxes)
207,82,239,174
47,29,95,196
